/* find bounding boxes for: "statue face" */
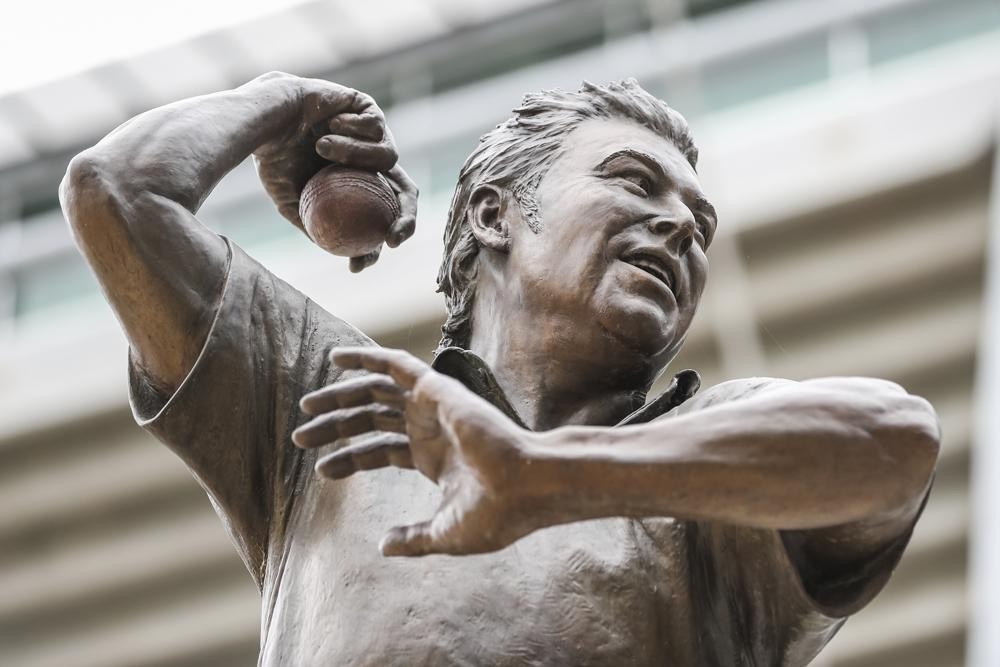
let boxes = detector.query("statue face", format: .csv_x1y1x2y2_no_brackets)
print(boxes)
507,117,715,365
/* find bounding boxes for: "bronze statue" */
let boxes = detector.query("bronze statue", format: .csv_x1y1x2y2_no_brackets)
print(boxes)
59,72,939,665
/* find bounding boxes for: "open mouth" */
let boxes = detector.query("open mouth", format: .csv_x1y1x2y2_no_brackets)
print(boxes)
621,252,676,294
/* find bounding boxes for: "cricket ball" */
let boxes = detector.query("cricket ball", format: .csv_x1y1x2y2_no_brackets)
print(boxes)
299,165,399,257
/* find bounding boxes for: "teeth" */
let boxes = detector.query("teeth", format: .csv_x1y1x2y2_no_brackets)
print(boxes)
626,256,673,290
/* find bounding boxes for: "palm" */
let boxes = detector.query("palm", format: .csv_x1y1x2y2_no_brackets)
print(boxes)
404,383,532,554
293,347,534,556
251,77,359,226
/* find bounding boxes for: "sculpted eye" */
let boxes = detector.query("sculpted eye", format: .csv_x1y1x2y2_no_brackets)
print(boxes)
695,222,709,244
617,171,653,197
694,217,713,247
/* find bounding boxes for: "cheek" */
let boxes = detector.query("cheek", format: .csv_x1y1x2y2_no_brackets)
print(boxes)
688,251,709,302
532,199,604,275
541,186,639,260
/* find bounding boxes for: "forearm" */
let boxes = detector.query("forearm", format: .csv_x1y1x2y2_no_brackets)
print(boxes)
78,73,297,211
521,379,939,531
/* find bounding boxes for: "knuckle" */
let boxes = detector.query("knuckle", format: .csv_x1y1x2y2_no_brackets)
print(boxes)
258,70,292,82
318,411,340,429
375,403,400,418
352,90,379,113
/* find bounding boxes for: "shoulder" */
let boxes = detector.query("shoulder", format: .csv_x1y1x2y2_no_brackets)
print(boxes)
668,376,794,417
670,375,930,419
225,238,373,349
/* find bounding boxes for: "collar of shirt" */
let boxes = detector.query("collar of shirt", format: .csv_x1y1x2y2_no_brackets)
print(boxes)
430,347,701,429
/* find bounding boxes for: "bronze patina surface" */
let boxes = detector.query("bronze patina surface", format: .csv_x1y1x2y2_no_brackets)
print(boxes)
60,73,939,666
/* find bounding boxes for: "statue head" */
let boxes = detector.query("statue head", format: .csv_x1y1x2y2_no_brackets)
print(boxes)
436,79,715,377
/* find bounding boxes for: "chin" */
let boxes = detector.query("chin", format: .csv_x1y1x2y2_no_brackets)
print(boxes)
596,294,680,360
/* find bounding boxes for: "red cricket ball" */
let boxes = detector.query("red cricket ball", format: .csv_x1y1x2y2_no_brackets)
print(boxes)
298,165,399,257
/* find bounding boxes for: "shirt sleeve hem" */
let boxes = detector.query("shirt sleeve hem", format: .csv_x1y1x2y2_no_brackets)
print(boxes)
777,485,932,619
128,238,235,428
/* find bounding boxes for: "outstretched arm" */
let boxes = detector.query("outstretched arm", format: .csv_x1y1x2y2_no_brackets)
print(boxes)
60,73,416,393
522,377,938,530
293,347,939,558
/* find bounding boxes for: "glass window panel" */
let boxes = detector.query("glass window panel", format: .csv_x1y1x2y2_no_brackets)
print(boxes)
212,196,299,250
14,252,97,316
686,0,761,19
427,132,481,196
867,0,1000,66
700,33,829,112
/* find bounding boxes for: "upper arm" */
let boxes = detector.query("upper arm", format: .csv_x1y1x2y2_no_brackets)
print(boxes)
60,152,228,392
673,375,938,613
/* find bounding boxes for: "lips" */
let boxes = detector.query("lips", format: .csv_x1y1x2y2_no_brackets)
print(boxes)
621,251,677,295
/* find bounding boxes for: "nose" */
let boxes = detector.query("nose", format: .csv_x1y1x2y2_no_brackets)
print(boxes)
647,211,696,256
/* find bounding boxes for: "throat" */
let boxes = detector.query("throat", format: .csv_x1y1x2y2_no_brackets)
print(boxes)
473,344,650,431
465,267,657,430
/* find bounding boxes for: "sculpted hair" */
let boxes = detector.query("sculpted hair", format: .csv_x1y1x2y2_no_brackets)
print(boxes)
435,79,698,351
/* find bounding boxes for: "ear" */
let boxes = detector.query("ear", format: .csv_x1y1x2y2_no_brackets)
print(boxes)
468,185,512,253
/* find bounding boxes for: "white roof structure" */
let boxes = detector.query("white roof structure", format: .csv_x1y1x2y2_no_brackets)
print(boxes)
0,0,557,171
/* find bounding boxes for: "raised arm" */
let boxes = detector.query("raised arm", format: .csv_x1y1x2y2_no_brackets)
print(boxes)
59,73,415,393
293,348,939,559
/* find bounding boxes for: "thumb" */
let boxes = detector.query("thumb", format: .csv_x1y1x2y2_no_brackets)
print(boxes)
379,520,438,557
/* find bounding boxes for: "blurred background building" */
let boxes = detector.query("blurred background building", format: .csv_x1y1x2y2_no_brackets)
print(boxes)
1,0,998,665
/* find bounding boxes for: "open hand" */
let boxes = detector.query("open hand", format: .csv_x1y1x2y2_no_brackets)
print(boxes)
250,72,418,272
292,347,543,557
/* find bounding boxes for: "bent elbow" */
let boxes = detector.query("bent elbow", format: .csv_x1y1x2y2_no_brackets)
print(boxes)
60,151,111,224
896,392,940,481
871,381,939,455
864,382,940,504
825,377,940,497
59,150,136,249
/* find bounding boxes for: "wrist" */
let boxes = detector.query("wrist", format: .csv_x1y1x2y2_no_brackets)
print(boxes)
239,73,305,149
515,428,577,505
242,71,301,103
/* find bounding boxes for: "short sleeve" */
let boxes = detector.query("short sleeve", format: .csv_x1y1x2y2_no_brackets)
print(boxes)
685,511,924,666
686,523,840,665
663,376,928,662
779,484,931,616
128,238,372,586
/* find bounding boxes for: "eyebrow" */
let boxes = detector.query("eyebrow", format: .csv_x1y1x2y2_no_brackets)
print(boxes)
693,195,718,223
596,148,666,178
598,148,719,222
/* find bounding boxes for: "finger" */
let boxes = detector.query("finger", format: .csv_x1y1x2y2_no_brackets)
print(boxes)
342,89,385,120
304,85,385,125
315,135,397,172
278,201,303,228
300,374,406,414
316,433,413,479
329,347,431,390
292,404,405,448
385,163,418,248
380,520,437,557
349,246,381,273
328,113,384,142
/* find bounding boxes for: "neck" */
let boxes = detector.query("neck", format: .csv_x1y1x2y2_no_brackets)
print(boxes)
468,292,653,432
